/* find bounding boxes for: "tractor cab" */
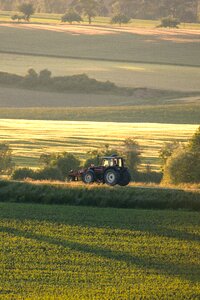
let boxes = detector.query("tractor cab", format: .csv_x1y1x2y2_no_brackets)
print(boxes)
101,155,125,168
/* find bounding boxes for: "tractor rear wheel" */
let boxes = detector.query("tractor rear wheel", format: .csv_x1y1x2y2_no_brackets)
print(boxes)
104,169,119,186
82,171,95,184
118,170,131,186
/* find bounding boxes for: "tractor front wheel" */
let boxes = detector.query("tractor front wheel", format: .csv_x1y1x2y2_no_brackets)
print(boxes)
82,171,95,184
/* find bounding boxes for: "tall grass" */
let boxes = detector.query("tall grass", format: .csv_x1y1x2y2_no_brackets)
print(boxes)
0,180,199,211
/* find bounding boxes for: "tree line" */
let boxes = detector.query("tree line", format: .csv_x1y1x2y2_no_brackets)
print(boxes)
1,126,200,185
0,0,199,23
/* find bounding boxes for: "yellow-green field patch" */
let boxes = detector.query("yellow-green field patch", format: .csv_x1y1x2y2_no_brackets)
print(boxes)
0,119,198,170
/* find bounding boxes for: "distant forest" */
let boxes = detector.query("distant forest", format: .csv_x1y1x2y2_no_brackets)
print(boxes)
0,0,199,22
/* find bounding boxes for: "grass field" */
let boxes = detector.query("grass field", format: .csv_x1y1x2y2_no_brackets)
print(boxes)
1,11,200,29
0,202,200,299
0,119,198,170
1,53,200,91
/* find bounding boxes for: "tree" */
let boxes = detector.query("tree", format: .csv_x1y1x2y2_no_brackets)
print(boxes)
0,143,15,174
111,14,130,25
123,138,141,176
163,148,200,184
78,0,100,24
39,69,52,85
61,9,83,24
56,153,80,178
40,152,80,179
163,126,200,184
159,141,180,168
18,3,35,21
189,126,200,152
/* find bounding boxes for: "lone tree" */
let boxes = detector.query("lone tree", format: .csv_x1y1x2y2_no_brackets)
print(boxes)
111,14,130,26
18,3,35,22
61,9,83,24
0,143,15,174
78,0,100,24
123,138,141,177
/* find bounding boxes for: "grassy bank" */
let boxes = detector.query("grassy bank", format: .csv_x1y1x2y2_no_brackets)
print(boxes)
0,180,199,211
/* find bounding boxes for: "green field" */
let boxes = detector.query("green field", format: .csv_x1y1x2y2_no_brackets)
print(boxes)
0,202,200,299
1,53,200,92
0,119,198,170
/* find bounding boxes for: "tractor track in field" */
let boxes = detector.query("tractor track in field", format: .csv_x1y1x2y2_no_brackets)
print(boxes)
0,50,200,68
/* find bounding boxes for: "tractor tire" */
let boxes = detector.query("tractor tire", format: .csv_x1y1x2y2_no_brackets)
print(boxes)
104,169,119,186
82,171,95,184
118,170,131,186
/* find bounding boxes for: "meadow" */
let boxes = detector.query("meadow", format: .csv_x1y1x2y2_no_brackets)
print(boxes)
0,53,200,92
0,119,198,170
0,202,200,299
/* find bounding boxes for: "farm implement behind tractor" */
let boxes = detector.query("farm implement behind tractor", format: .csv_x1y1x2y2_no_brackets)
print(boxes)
69,155,131,186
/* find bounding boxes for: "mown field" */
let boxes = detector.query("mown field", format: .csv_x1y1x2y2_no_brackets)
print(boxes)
0,202,200,299
0,119,198,170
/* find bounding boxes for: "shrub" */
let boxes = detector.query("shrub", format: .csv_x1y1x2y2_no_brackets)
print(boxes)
36,167,64,181
164,148,200,184
111,14,130,25
158,16,180,28
61,10,83,24
12,168,36,180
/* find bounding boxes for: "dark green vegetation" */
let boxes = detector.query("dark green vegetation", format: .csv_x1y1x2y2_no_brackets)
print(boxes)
163,127,200,184
0,180,200,211
0,69,133,96
0,105,200,124
0,202,200,299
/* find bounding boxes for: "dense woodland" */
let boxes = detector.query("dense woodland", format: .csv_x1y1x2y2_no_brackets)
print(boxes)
0,0,199,22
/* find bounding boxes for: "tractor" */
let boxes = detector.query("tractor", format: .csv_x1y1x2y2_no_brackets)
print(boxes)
68,155,131,186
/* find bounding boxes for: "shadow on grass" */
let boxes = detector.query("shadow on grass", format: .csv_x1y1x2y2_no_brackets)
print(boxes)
1,225,199,283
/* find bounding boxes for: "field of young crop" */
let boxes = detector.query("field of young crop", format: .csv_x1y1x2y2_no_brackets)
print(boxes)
0,119,198,170
0,202,199,299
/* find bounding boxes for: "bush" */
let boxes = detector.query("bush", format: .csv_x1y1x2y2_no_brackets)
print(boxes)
36,167,64,181
111,14,130,25
61,11,83,24
12,168,36,180
164,148,200,184
158,16,180,28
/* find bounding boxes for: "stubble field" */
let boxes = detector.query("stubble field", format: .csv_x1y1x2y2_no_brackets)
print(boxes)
0,118,198,170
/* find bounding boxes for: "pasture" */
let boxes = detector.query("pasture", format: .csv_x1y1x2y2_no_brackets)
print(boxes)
0,202,200,299
0,52,200,91
0,119,198,170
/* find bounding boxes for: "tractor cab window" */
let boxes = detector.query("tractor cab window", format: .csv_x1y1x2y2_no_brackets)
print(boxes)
102,159,110,167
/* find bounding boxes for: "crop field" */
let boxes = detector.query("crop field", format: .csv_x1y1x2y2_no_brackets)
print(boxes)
0,119,198,169
0,202,200,299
